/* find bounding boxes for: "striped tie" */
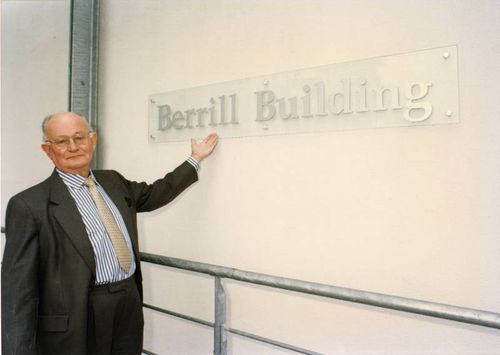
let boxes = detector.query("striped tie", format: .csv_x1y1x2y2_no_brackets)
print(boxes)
84,177,132,272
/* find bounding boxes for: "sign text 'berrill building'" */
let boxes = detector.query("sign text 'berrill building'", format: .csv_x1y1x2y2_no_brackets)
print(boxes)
148,46,458,142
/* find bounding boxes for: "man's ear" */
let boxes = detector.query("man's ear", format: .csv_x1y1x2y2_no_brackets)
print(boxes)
41,144,53,161
91,132,98,147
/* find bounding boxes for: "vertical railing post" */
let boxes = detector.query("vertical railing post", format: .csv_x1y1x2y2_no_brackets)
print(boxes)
214,277,227,355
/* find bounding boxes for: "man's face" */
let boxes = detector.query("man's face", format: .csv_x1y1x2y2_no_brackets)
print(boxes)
41,112,97,176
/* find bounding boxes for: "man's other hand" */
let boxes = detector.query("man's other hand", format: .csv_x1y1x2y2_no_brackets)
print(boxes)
190,133,219,163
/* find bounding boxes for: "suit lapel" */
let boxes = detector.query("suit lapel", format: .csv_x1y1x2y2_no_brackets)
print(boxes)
48,170,97,277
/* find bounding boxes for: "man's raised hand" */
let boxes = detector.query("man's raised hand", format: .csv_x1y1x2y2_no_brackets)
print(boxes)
191,133,219,163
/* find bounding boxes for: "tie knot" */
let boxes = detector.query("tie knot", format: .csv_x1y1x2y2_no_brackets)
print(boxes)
84,177,95,188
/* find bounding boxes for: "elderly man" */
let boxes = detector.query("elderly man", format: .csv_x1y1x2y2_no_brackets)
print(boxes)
1,112,218,355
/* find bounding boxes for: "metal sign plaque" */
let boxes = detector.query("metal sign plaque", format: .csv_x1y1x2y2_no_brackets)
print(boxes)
148,46,459,142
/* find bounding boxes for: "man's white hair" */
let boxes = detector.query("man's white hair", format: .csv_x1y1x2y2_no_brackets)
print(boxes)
42,112,94,141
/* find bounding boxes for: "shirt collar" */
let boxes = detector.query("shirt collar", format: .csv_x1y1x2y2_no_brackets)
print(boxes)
56,168,96,190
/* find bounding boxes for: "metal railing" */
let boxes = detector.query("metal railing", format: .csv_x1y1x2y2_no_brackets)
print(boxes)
140,252,500,355
2,226,499,354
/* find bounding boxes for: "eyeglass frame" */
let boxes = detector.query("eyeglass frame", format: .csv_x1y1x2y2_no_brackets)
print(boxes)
44,131,96,150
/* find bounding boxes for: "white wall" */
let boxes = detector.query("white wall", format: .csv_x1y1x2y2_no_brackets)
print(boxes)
98,1,500,354
1,0,70,226
1,3,69,352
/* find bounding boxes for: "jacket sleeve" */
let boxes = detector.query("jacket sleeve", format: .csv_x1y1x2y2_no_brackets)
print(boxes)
2,196,39,355
120,160,199,213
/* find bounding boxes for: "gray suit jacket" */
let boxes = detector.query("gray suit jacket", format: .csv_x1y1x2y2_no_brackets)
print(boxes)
1,161,198,355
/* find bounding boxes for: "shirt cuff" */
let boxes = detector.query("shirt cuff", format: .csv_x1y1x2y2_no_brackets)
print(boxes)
186,156,200,171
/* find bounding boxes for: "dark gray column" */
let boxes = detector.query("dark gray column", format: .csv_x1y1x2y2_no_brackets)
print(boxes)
69,0,100,167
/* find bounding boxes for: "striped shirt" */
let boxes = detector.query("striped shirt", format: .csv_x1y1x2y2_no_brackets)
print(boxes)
57,158,200,285
186,156,200,171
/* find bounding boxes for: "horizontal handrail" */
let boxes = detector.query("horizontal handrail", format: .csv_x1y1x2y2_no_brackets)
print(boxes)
142,303,321,354
141,252,500,330
144,303,213,328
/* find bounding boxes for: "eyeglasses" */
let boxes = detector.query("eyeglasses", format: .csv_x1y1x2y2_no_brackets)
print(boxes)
45,132,94,150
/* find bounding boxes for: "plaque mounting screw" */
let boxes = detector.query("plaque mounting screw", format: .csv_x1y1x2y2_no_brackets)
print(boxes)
263,80,269,86
150,134,157,139
445,110,453,117
443,52,450,59
150,99,156,104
